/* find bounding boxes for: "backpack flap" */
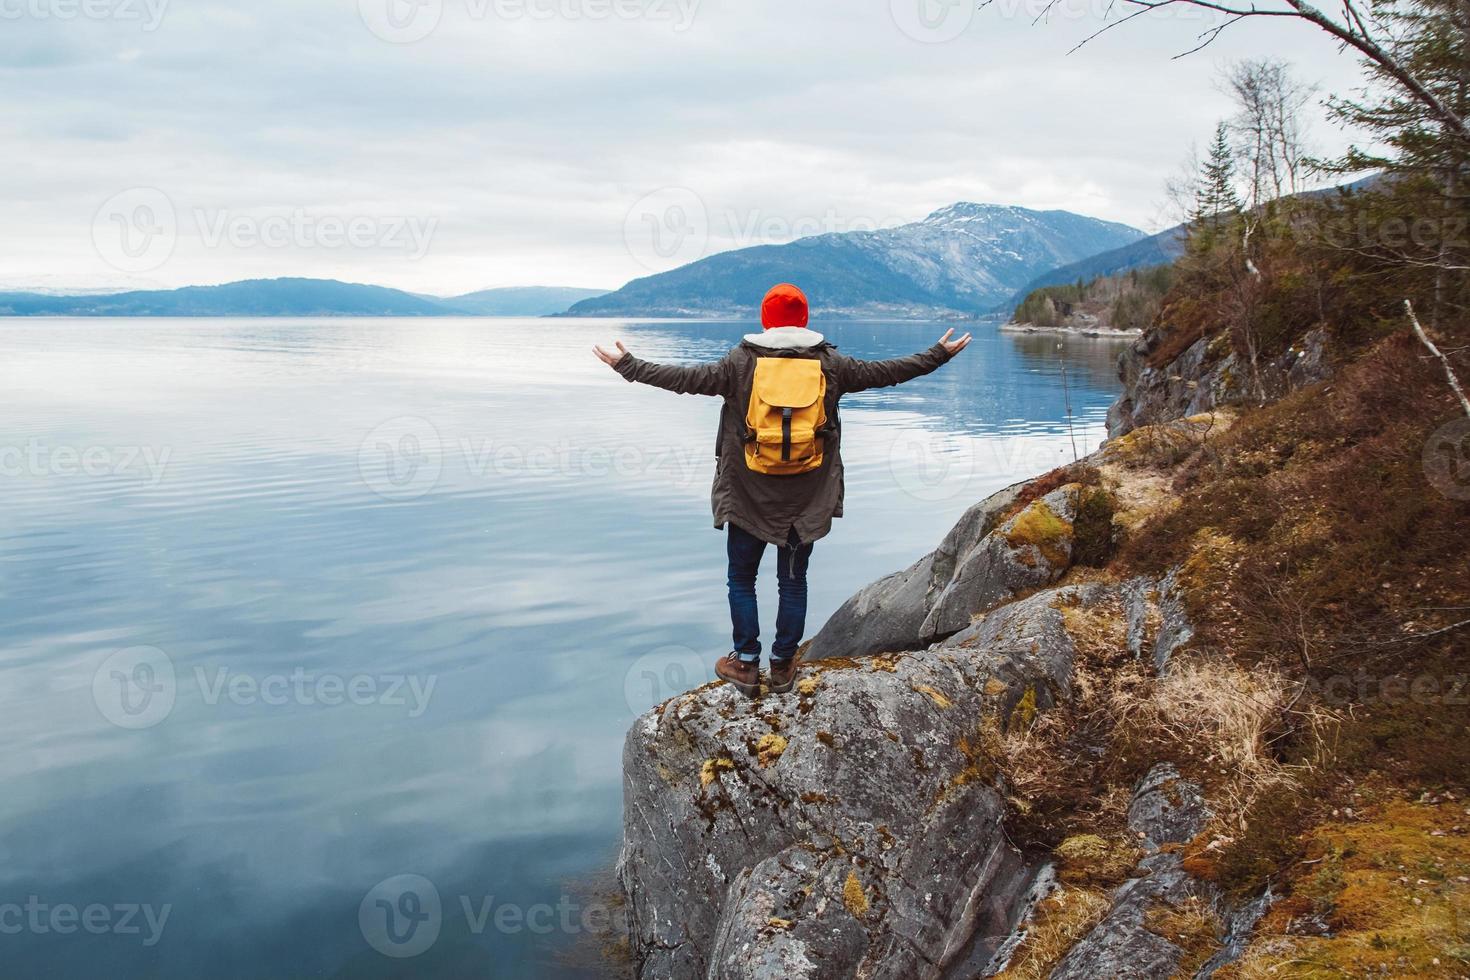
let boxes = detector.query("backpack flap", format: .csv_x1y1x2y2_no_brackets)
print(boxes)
745,358,827,475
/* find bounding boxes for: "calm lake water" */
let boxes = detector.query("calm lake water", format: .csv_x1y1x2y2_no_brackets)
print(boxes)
0,317,1128,978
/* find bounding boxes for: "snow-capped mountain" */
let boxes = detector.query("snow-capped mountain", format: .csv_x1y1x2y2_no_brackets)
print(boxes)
564,203,1146,319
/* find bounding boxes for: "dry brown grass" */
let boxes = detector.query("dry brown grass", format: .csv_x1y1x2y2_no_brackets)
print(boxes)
1105,657,1318,831
997,595,1133,843
1057,596,1129,663
1109,659,1288,780
993,886,1111,980
1053,834,1141,887
1106,654,1348,904
1144,894,1224,975
999,707,1082,815
1121,335,1470,691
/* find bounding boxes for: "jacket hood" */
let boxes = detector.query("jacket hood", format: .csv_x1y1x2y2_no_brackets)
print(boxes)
743,326,825,349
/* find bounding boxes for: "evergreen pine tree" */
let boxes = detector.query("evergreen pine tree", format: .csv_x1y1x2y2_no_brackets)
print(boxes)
1193,123,1243,227
1326,0,1470,322
1327,0,1470,183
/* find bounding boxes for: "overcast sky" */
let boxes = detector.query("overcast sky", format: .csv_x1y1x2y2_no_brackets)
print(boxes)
0,0,1370,295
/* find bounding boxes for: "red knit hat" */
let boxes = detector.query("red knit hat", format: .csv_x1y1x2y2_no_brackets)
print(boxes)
760,283,809,329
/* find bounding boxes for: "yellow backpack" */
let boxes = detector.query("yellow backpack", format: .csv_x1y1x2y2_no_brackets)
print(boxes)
744,357,828,475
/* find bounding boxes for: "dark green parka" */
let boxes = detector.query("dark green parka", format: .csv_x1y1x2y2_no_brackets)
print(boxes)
614,327,953,545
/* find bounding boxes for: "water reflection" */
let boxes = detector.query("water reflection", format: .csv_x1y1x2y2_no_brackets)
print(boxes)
1005,329,1132,384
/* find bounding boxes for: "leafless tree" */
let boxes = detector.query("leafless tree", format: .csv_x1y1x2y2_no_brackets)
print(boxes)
1223,59,1317,208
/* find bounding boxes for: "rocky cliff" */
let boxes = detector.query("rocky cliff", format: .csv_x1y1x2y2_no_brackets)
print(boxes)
616,399,1280,978
1105,325,1331,438
617,307,1470,978
616,477,1102,977
619,583,1081,978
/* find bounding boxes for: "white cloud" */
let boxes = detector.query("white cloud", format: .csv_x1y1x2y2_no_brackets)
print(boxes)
0,0,1367,295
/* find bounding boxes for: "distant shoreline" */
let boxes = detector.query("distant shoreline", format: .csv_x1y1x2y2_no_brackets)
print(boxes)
999,321,1142,339
0,312,1004,323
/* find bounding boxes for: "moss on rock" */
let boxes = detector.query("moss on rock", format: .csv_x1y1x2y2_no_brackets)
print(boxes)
700,757,735,789
1009,686,1039,734
1004,499,1075,570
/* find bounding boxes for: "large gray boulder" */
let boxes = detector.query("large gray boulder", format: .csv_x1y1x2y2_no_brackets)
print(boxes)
801,551,940,663
804,482,1023,661
805,482,1092,661
618,584,1108,980
921,485,1087,639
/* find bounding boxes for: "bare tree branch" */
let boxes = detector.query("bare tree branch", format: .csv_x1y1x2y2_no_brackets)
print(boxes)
1381,617,1470,641
1406,298,1470,418
1062,0,1470,146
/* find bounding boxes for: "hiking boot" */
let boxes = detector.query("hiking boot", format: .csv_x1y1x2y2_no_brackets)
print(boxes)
716,653,761,699
768,653,801,694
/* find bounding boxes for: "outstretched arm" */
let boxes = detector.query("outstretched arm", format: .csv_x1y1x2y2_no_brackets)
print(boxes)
593,341,735,397
831,329,972,394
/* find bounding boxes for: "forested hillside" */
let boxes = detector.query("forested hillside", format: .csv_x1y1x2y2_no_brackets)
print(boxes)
1010,265,1174,331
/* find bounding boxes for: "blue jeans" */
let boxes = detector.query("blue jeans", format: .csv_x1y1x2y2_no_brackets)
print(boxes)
727,524,814,665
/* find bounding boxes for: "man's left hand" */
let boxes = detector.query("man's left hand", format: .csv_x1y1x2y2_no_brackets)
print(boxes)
593,341,628,367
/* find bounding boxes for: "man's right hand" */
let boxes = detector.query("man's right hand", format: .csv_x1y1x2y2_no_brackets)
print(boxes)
938,329,972,357
593,341,628,368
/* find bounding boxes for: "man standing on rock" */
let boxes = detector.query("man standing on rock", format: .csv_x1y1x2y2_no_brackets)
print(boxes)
594,283,971,697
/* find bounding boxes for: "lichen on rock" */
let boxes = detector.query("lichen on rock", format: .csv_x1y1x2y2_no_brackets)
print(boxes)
754,733,788,768
842,869,869,919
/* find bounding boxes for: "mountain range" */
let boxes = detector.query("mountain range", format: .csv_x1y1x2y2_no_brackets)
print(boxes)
0,281,609,317
0,202,1168,319
562,203,1147,320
